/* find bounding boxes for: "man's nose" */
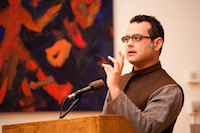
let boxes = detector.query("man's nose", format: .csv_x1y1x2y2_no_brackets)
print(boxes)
126,39,135,46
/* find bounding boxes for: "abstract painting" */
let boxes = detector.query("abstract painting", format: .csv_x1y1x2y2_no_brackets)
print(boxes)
0,0,113,112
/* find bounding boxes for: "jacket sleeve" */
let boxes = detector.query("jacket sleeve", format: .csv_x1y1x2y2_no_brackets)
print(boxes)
102,84,183,133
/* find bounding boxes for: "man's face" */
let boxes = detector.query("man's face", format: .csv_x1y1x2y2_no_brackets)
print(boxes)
125,21,156,69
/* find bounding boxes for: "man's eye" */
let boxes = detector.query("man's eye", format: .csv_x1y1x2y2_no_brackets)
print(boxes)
125,37,130,41
133,36,141,41
132,36,138,40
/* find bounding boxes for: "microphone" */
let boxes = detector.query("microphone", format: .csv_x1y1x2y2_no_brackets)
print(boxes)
68,79,105,99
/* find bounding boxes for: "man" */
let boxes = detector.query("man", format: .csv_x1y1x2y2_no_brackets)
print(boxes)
102,15,184,133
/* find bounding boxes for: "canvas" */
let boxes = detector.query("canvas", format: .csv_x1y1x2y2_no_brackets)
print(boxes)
0,0,113,112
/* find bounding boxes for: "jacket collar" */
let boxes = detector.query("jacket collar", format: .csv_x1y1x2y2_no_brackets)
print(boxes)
132,61,162,76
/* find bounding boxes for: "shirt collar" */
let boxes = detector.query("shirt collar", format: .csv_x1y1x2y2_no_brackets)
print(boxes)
132,61,162,76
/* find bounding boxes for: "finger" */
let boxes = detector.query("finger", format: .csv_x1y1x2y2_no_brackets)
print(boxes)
118,51,125,70
107,55,117,64
107,56,120,72
102,63,114,71
102,63,114,75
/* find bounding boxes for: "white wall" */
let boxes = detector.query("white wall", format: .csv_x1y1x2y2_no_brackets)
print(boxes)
1,0,200,133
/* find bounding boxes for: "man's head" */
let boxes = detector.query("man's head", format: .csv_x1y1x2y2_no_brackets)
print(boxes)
122,15,164,70
130,15,164,43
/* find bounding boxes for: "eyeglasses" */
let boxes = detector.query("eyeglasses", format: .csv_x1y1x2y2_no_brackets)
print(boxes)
121,34,152,43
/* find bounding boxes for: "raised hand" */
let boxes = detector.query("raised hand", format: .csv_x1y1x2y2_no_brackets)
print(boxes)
102,51,124,99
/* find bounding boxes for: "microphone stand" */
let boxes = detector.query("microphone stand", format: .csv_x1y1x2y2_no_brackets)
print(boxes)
59,97,81,119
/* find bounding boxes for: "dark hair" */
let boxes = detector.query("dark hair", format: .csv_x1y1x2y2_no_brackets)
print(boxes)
130,15,164,54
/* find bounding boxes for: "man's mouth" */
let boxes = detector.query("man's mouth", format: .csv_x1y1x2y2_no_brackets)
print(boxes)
127,50,136,55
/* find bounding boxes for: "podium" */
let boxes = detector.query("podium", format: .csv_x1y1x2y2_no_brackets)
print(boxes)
2,115,135,133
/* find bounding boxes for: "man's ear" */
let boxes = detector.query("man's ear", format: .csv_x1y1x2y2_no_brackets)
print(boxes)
153,37,163,51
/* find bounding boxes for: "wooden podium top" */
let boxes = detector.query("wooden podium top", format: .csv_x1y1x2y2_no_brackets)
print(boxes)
2,115,135,133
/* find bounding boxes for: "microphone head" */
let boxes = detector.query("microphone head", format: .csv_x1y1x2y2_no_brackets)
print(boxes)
89,79,105,91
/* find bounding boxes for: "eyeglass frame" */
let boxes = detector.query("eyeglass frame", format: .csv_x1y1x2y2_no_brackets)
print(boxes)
121,34,153,43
